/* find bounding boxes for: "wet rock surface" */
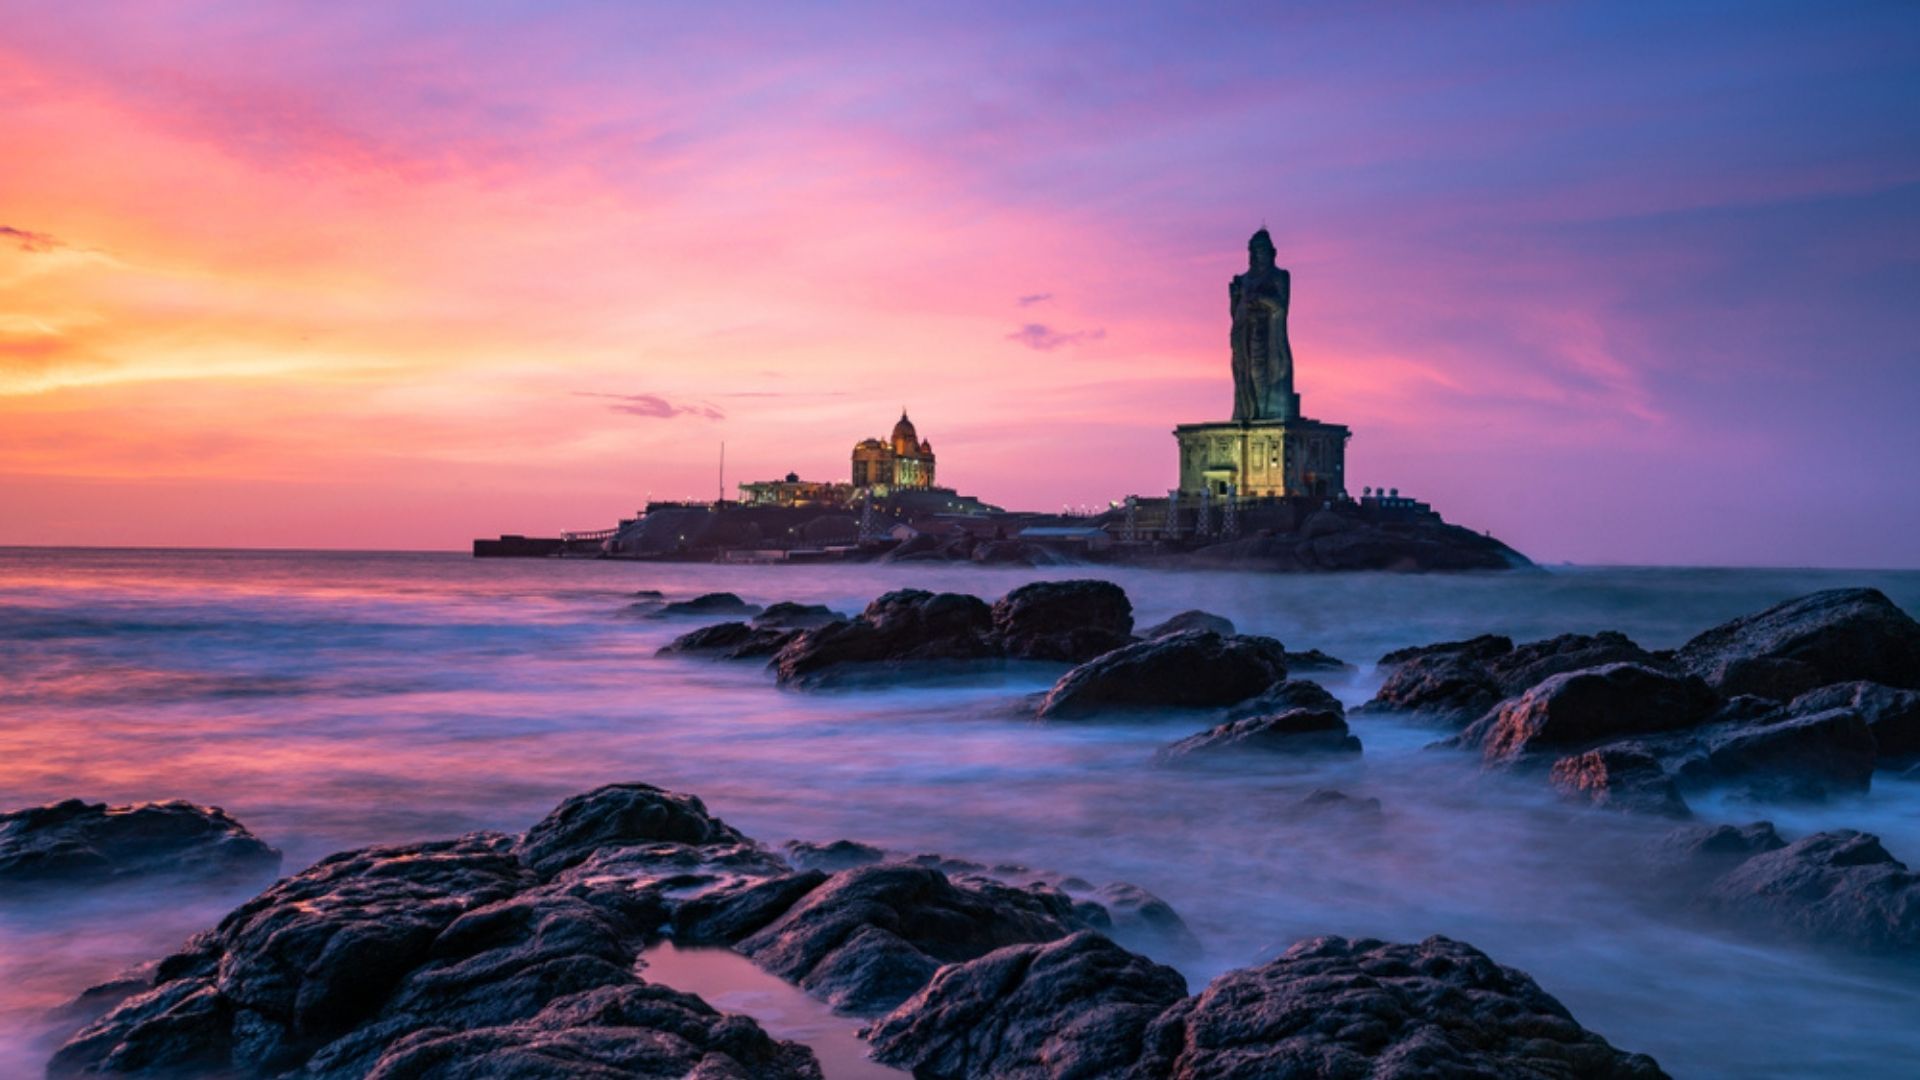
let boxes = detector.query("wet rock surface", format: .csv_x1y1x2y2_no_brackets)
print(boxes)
1550,745,1691,817
1038,630,1289,719
0,798,281,889
47,782,1197,1077
1363,631,1658,725
869,932,1666,1080
1157,707,1361,761
1788,680,1920,762
1456,663,1717,764
1674,587,1920,699
865,930,1190,1079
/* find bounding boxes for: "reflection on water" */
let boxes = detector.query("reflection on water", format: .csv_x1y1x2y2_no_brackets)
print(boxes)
639,942,902,1079
2,548,1919,1078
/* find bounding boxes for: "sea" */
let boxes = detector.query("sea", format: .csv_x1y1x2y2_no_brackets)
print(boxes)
2,548,1918,1078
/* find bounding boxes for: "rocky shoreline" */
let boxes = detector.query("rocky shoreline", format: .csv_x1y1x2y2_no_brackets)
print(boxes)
10,580,1920,1077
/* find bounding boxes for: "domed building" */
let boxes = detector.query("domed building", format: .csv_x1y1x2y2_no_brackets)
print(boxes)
852,410,936,491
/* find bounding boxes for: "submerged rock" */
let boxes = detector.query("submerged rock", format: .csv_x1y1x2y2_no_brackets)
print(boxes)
0,798,280,889
1280,788,1385,823
869,932,1666,1079
1139,609,1234,639
1672,706,1876,800
657,621,800,660
990,579,1134,662
1037,631,1289,719
1674,587,1920,700
1281,647,1352,672
647,592,764,619
1157,707,1361,761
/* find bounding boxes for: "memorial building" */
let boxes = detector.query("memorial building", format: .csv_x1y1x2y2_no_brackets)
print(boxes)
1174,229,1349,499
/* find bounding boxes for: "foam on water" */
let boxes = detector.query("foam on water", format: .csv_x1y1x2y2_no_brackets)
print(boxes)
3,548,1919,1077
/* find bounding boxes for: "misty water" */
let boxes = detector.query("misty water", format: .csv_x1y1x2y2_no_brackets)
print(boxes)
2,548,1918,1078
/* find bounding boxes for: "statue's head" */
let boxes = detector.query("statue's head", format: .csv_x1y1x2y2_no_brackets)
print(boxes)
1248,228,1276,269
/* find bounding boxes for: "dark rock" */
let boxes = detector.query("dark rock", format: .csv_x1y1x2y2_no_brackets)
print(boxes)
631,589,665,600
0,798,281,888
1139,609,1235,638
1157,708,1361,762
647,592,764,619
331,983,822,1079
1037,631,1289,719
656,621,799,660
1489,631,1659,695
1700,830,1920,954
990,579,1135,662
1132,935,1668,1079
752,602,843,630
1282,647,1352,672
1655,821,1785,885
1789,680,1920,761
1457,663,1716,764
1674,587,1920,699
518,783,750,879
772,590,999,687
1281,788,1384,822
783,839,886,872
1083,883,1201,957
1222,677,1343,721
731,864,1078,1014
1363,631,1659,726
865,931,1190,1079
1676,707,1876,800
1549,745,1690,817
1361,634,1512,724
1704,694,1781,726
672,871,830,946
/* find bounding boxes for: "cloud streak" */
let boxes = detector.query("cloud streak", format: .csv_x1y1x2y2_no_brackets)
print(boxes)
1006,323,1106,351
1,225,61,252
575,392,723,421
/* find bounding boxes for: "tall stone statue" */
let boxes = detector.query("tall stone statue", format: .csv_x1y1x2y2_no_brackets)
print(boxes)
1229,228,1299,422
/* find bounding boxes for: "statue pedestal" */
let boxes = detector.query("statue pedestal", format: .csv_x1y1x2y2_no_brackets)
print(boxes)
1173,418,1349,501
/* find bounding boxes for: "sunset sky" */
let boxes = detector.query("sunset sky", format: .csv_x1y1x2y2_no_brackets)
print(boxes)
3,2,1916,566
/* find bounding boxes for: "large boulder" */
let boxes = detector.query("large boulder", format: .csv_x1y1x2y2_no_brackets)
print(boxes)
865,931,1190,1079
0,798,280,889
729,864,1082,1014
1139,609,1234,639
772,590,999,686
1037,631,1289,719
1457,663,1717,764
519,783,750,878
1549,744,1691,818
1222,677,1344,722
1362,631,1659,725
1133,935,1668,1079
1360,634,1513,723
1787,680,1920,762
990,579,1135,662
873,933,1666,1079
1157,708,1361,762
1699,830,1920,954
1672,706,1877,800
1674,588,1920,699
